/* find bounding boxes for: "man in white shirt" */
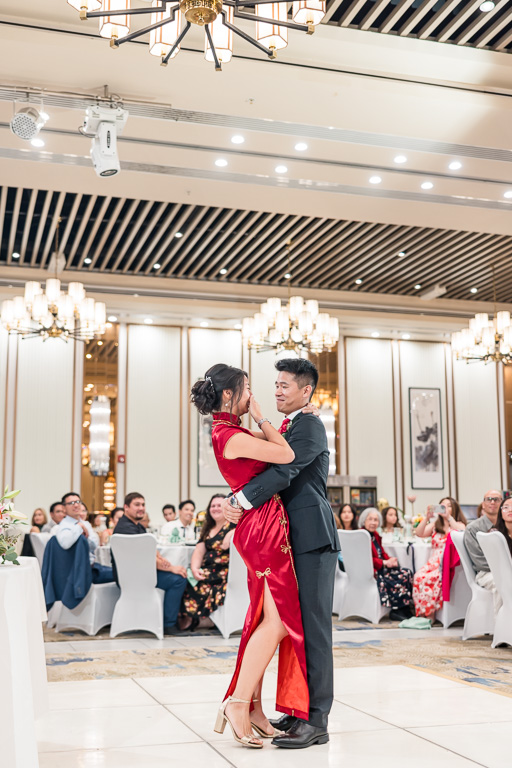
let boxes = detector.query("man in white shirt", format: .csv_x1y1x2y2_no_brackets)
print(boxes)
464,489,503,612
161,499,196,540
53,492,113,581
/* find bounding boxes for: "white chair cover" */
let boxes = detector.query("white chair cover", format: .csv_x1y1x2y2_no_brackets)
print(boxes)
435,551,472,628
29,532,51,569
477,531,512,648
332,538,348,616
451,530,494,640
56,582,120,636
336,530,389,623
210,539,250,639
110,533,165,640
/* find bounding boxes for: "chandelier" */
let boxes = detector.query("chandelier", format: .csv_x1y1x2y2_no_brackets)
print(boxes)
68,0,325,70
0,220,107,343
242,240,339,354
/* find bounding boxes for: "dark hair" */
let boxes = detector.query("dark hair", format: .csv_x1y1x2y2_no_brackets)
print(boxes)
50,501,64,515
495,499,512,557
435,496,466,534
179,499,196,510
382,506,402,530
88,511,104,527
190,363,247,415
124,491,144,507
275,358,318,397
61,491,80,504
110,507,124,526
339,503,358,530
199,494,227,542
162,504,176,513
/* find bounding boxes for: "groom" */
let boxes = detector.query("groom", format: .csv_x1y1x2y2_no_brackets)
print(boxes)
223,357,340,748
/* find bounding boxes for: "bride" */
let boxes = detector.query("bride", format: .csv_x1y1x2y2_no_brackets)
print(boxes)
191,362,310,749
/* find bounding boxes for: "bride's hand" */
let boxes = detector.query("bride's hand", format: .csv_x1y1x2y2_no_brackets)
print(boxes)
302,402,320,417
249,396,263,424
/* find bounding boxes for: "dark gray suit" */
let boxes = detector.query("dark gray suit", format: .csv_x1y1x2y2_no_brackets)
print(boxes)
241,412,340,728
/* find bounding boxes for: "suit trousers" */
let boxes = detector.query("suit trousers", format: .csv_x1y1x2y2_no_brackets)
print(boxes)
294,545,338,729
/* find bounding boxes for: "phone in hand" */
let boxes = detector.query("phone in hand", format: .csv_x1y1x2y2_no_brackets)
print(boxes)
431,504,446,518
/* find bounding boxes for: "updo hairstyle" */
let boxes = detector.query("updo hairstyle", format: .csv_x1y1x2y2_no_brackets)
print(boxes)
190,363,248,415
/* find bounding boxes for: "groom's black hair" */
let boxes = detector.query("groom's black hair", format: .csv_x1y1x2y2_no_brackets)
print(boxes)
275,358,318,398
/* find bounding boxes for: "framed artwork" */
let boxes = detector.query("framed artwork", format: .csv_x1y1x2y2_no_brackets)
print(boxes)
409,387,444,490
198,414,225,487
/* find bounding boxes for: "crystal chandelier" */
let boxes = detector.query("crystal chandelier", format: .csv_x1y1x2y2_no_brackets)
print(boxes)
67,0,325,70
0,220,107,342
242,240,339,354
89,395,111,476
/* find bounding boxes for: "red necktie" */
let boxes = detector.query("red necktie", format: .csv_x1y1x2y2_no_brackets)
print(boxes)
278,418,291,435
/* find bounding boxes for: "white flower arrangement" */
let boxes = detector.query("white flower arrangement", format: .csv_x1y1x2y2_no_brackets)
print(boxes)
0,487,25,565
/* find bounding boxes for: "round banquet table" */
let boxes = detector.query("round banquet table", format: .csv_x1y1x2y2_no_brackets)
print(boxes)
95,543,196,569
384,541,432,573
0,560,49,768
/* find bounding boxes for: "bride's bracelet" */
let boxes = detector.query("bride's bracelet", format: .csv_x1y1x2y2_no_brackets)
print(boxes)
257,417,271,428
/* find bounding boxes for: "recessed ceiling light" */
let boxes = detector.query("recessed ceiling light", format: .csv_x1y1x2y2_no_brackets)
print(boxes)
105,322,112,329
234,323,242,330
200,321,209,327
402,333,411,340
86,353,92,359
414,284,422,290
12,252,20,259
448,161,462,170
215,158,228,167
231,135,244,144
275,165,288,174
470,287,478,294
31,138,45,148
369,176,382,184
371,331,380,338
219,268,228,275
133,293,139,297
175,232,183,238
479,0,495,11
355,278,363,285
398,251,406,258
421,181,434,190
153,263,161,269
295,142,308,151
144,318,153,324
394,155,407,164
84,258,92,264
97,341,103,346
284,273,292,279
107,315,117,322
504,191,512,199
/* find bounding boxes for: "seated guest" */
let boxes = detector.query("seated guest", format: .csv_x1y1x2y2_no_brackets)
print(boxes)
99,507,124,545
21,507,48,557
161,499,196,541
113,492,187,633
359,507,414,621
413,497,467,619
381,506,402,539
78,503,88,521
162,504,176,522
337,504,358,571
464,489,502,611
41,501,66,533
53,492,113,583
88,511,107,532
179,494,234,631
492,497,512,555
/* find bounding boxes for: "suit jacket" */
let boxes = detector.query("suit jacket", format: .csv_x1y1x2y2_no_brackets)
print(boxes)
241,412,340,555
41,534,92,611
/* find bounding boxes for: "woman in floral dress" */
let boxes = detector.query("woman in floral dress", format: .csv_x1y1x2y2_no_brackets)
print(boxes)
180,494,235,631
413,497,467,619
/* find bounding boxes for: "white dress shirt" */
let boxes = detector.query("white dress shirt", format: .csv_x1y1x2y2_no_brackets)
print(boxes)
52,516,99,564
161,519,195,540
236,409,303,511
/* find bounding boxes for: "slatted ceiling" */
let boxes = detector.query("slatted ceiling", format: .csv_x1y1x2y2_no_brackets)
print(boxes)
3,184,512,302
322,0,512,52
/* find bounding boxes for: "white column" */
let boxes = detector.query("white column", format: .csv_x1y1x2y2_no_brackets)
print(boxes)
391,340,404,512
337,336,347,475
71,341,84,492
444,343,458,498
2,334,18,492
496,363,508,490
116,322,128,506
180,326,189,501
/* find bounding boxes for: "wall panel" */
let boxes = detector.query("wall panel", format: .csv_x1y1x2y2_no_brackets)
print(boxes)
126,325,181,523
249,348,282,427
0,328,8,492
14,337,74,517
453,359,501,504
346,338,396,505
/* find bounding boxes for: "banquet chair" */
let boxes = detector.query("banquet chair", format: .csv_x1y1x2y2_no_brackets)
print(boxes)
56,582,120,636
451,531,494,641
210,539,250,639
336,530,390,623
477,531,512,648
30,532,51,569
435,561,471,628
332,549,348,616
110,533,165,639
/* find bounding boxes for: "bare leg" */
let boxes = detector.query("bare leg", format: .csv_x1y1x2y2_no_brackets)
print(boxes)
225,580,288,740
250,677,275,736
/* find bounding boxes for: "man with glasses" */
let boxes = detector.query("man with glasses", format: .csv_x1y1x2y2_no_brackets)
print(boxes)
53,492,113,582
463,489,503,609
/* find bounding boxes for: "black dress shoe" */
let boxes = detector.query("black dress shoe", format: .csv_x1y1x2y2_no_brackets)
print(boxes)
389,609,410,621
271,719,329,749
268,714,297,732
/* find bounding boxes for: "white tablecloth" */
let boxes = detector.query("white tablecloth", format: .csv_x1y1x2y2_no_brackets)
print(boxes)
95,543,195,569
385,541,433,573
0,561,49,767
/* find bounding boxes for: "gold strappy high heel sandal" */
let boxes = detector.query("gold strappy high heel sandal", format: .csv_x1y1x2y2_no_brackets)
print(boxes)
214,696,263,748
250,698,282,738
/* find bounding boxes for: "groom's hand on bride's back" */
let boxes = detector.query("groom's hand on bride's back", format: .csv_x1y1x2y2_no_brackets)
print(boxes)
221,497,243,525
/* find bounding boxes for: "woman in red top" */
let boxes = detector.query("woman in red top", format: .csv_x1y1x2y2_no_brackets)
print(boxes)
191,363,309,749
358,507,413,622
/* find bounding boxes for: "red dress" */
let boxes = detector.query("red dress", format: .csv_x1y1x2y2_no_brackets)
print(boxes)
211,412,309,720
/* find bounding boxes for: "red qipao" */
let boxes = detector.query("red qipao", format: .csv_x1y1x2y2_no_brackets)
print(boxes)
211,412,309,720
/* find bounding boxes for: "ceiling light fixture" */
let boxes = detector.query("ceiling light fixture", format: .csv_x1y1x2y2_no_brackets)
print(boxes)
153,263,161,269
284,272,292,279
12,252,20,260
504,191,512,199
215,158,228,167
10,106,46,141
479,1,495,11
369,176,382,184
84,258,92,264
295,142,308,151
31,138,45,148
219,268,228,275
275,165,288,174
398,251,406,258
448,161,462,170
234,323,242,329
394,155,407,164
421,181,434,190
231,135,244,144
144,318,153,324
414,284,422,290
107,315,117,322
200,321,209,327
371,331,380,338
175,232,183,238
71,0,325,71
402,333,411,340
355,279,363,285
470,288,478,294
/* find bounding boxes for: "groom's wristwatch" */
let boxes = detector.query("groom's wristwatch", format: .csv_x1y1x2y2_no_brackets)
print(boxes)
229,495,243,511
